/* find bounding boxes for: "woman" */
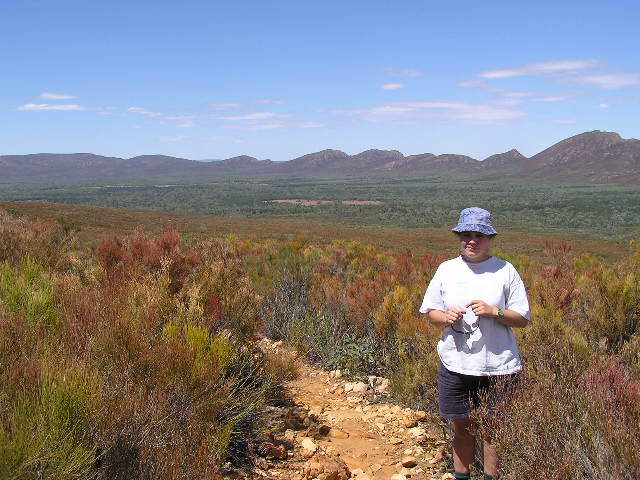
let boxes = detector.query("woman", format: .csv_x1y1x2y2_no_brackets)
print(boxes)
419,207,530,480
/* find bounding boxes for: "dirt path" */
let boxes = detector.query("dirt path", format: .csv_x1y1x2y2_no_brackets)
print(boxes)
251,340,453,480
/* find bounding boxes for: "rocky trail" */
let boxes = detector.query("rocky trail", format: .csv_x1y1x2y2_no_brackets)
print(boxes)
230,340,455,480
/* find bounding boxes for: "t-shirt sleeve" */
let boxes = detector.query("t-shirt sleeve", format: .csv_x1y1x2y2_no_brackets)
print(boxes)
419,265,445,314
505,264,531,320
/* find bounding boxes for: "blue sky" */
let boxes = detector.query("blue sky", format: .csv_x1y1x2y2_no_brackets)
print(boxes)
2,0,639,161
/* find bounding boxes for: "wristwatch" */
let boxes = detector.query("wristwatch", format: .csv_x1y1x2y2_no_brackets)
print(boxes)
497,307,505,318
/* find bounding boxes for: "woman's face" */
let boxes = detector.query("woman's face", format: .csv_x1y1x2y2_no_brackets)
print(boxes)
457,231,493,263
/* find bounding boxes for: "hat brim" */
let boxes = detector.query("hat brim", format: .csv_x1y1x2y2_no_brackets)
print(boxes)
452,224,497,235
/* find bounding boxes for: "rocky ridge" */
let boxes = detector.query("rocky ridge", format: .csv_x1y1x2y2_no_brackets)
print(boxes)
2,130,639,184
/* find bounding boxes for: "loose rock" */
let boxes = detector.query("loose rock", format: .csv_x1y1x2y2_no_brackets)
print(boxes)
301,438,318,454
302,454,351,480
352,382,368,393
328,428,349,439
401,455,418,468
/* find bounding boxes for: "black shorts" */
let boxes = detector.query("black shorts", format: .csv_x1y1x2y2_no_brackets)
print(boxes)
437,362,519,420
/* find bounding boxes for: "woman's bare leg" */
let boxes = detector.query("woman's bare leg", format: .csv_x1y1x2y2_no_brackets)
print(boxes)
452,419,475,474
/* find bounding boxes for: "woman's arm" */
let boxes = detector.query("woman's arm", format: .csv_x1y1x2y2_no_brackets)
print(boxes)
466,300,529,328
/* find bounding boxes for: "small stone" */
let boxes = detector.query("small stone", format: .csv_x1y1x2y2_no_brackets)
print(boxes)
409,427,426,438
284,429,296,440
344,383,353,393
400,468,413,477
351,468,364,476
389,437,403,445
403,448,413,455
352,382,368,393
260,442,287,459
441,474,455,480
391,405,402,414
355,474,371,480
414,410,428,421
403,417,418,428
328,428,349,439
401,456,418,468
317,424,331,436
375,423,385,431
302,454,350,480
301,438,317,453
370,463,382,472
390,475,406,480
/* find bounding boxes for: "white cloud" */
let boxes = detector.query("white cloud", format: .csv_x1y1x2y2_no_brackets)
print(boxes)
490,98,525,106
476,60,640,90
504,91,534,98
40,92,78,100
338,101,526,124
385,67,423,78
381,83,405,90
368,105,416,115
224,122,285,131
210,102,243,110
163,115,194,121
458,79,486,88
479,60,598,79
220,112,291,121
232,138,245,144
599,103,610,109
162,115,197,128
300,121,324,128
576,73,640,89
534,96,570,102
256,98,288,105
18,103,85,111
128,106,163,117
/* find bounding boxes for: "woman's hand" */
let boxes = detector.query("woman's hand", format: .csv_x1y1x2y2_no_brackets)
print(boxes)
444,308,465,324
426,308,465,328
467,300,498,318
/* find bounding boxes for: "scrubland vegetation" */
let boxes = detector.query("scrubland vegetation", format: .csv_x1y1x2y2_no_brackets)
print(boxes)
0,207,638,478
3,177,640,238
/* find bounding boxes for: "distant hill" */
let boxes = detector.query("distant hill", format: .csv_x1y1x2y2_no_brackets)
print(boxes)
519,131,640,183
2,131,639,184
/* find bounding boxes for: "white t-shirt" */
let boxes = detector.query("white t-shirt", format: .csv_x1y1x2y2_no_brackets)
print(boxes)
419,256,530,376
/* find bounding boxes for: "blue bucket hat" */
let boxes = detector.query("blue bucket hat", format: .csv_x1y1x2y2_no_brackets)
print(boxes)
452,207,498,236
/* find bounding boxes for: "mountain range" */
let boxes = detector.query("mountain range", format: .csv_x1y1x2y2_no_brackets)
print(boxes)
1,131,639,184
